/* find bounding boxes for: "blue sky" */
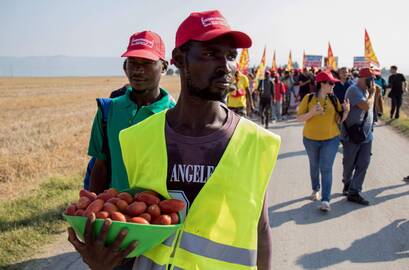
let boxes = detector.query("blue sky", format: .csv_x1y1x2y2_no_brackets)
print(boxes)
1,0,408,73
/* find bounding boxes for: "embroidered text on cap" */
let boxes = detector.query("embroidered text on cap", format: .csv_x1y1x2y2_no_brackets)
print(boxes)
131,38,154,48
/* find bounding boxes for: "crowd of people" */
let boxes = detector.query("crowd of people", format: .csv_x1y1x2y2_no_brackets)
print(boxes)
66,8,408,270
227,64,406,125
225,64,407,211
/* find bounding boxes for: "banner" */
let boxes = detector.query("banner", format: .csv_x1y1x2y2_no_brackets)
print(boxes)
364,29,380,66
303,55,322,68
353,56,370,68
237,48,249,74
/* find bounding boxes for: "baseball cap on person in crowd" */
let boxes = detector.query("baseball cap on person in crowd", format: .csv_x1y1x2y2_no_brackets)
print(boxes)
121,31,165,61
315,71,340,83
174,10,252,49
359,68,376,78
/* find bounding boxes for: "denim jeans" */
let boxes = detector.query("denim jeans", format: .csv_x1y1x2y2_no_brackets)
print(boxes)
272,101,282,120
303,136,340,202
342,139,372,195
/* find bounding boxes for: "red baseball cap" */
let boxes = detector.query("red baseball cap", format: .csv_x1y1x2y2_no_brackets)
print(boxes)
359,68,375,78
175,10,252,49
316,71,340,83
121,31,165,61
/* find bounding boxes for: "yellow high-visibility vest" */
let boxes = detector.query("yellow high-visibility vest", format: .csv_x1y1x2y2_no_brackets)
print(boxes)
119,110,280,270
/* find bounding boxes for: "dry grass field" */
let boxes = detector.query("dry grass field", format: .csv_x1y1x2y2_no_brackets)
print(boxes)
0,76,180,202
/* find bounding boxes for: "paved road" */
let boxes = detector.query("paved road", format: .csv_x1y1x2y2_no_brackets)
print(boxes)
10,118,409,270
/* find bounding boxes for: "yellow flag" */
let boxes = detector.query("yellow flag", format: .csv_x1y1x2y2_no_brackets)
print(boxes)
237,48,249,75
255,46,266,81
287,51,293,71
364,29,380,66
272,50,277,71
327,42,337,70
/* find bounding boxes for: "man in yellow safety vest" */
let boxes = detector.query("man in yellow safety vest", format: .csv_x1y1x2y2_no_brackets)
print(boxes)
68,10,280,270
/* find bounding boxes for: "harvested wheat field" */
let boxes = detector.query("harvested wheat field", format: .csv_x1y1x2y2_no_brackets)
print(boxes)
0,76,180,202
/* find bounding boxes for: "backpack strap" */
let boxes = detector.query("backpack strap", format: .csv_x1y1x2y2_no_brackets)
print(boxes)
96,98,112,184
97,98,112,122
307,93,314,104
327,93,344,119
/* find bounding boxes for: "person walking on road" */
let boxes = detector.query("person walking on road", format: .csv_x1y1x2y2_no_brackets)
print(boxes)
257,70,275,128
341,68,376,205
272,74,287,122
87,31,176,195
387,65,407,119
297,71,350,211
68,10,281,270
227,70,253,116
333,67,352,104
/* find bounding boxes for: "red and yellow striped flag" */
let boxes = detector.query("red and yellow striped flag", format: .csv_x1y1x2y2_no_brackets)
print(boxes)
364,29,380,67
287,50,293,71
271,50,278,71
237,48,249,75
327,42,337,70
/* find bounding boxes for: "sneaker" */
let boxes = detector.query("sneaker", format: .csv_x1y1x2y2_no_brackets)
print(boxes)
347,193,370,205
310,191,320,201
342,183,350,196
403,176,409,183
320,201,331,212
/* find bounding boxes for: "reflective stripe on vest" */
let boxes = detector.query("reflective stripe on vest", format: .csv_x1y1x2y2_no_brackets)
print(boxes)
179,231,257,267
163,233,176,247
134,256,166,270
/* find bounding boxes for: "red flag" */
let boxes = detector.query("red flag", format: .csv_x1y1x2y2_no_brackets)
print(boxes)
255,46,267,80
272,50,277,71
327,42,337,70
237,48,249,75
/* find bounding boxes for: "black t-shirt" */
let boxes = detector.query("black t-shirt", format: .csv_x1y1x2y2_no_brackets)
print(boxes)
259,78,275,100
165,106,240,217
388,73,406,96
299,73,313,98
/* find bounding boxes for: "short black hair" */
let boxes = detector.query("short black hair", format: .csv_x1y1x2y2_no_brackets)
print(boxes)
123,59,127,70
390,65,398,70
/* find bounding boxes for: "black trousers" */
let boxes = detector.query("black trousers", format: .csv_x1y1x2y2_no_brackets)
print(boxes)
390,95,402,119
259,98,272,122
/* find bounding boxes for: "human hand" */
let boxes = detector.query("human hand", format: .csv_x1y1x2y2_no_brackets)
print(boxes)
311,103,323,115
342,99,350,112
68,213,137,270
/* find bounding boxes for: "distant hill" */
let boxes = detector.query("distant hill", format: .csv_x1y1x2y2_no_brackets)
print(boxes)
0,56,124,77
